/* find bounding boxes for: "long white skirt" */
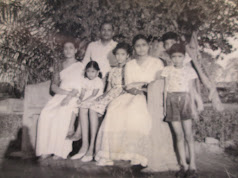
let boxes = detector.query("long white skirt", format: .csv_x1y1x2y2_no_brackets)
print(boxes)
95,93,151,167
36,94,77,159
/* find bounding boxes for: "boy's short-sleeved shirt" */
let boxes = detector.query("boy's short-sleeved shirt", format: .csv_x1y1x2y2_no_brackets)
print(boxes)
161,66,198,92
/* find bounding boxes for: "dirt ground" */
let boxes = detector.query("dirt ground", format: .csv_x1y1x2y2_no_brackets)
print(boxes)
0,150,237,178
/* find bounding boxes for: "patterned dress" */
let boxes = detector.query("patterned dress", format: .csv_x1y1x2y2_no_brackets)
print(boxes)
90,66,125,115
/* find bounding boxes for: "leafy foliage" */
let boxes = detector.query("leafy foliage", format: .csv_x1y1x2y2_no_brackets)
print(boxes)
194,106,238,145
0,0,238,96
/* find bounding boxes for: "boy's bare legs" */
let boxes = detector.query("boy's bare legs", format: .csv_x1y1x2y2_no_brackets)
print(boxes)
171,121,189,171
71,108,89,159
182,119,196,170
82,109,99,160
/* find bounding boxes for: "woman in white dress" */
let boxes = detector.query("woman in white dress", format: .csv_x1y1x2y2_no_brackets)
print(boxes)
95,34,163,166
36,38,84,160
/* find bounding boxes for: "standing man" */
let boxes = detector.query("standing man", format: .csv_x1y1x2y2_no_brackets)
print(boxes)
83,21,117,81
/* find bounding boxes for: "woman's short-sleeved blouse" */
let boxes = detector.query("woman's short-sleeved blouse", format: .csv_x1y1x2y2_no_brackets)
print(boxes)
124,56,164,85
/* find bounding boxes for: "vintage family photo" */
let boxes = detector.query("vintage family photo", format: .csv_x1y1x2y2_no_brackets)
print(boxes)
0,0,238,177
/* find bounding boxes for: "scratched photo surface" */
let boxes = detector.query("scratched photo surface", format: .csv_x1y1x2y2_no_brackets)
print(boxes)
0,0,238,178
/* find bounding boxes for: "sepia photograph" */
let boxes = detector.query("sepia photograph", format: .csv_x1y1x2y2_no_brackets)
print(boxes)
0,0,238,177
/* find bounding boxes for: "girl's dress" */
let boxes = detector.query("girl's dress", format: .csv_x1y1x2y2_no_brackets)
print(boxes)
36,62,84,159
90,67,125,115
79,77,104,109
95,56,164,166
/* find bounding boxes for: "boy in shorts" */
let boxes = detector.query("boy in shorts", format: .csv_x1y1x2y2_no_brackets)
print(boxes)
161,43,203,178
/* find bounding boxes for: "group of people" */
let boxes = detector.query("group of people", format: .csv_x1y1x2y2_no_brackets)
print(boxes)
35,21,203,178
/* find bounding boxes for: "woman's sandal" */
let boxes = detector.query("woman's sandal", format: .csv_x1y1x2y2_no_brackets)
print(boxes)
69,134,82,141
52,155,63,160
66,131,75,139
81,155,93,162
96,159,114,166
71,152,86,160
38,154,51,161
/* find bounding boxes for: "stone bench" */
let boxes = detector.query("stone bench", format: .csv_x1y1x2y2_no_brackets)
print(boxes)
20,81,52,157
17,79,165,157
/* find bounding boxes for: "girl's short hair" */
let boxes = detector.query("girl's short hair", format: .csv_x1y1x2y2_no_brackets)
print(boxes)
84,61,102,78
168,43,185,55
112,42,132,56
132,34,149,46
161,32,179,42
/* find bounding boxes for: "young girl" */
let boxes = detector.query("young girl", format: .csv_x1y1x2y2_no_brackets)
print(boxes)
161,43,203,178
71,42,131,162
71,61,104,161
36,37,84,160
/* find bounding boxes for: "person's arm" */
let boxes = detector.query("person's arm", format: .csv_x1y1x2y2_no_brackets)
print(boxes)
123,63,145,95
51,72,78,97
78,88,86,102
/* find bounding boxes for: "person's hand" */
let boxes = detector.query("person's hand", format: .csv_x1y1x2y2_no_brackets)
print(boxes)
61,96,71,106
77,98,82,105
68,89,78,97
127,88,143,95
96,95,104,101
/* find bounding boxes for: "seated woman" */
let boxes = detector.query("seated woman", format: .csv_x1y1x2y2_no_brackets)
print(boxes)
95,34,165,166
36,37,84,160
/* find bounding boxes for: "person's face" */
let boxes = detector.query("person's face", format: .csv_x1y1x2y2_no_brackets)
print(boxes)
151,40,160,50
100,24,114,41
164,39,177,51
134,39,149,56
115,48,129,65
171,52,185,68
86,67,98,80
63,42,77,58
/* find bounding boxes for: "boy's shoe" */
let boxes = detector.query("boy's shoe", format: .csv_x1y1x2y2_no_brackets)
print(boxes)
185,169,198,178
176,168,187,178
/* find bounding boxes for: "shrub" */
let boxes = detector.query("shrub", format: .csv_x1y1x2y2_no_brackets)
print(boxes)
194,106,238,145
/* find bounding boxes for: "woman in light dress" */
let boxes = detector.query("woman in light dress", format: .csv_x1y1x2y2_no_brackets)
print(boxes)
94,34,176,170
36,38,84,160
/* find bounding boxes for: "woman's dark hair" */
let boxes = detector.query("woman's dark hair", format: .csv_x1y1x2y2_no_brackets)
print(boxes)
132,34,149,46
161,32,179,42
61,34,78,48
84,61,102,78
168,43,185,56
112,42,132,56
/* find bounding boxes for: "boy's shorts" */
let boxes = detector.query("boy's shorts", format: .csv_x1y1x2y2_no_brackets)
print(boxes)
165,92,193,122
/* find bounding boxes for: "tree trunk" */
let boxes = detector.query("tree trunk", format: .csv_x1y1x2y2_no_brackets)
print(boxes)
186,31,224,112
